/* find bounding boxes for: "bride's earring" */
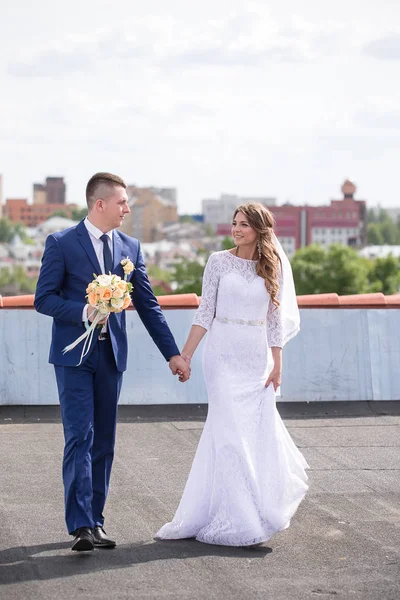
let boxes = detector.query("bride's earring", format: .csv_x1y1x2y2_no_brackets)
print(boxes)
257,240,262,259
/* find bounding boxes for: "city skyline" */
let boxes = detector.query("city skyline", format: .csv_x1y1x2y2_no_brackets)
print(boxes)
1,1,400,212
0,172,368,213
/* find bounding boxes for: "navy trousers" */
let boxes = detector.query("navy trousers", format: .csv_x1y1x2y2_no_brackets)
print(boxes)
54,338,123,534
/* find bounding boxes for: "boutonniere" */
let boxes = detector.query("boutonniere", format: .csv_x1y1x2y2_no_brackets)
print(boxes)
121,257,135,281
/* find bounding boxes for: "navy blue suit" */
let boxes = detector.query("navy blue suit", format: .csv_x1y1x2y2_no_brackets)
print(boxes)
35,220,180,533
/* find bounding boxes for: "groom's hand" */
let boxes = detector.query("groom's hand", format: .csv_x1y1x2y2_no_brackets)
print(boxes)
88,306,109,325
169,355,191,382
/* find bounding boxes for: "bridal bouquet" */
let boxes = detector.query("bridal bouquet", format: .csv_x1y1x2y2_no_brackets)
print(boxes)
62,258,134,365
86,273,132,317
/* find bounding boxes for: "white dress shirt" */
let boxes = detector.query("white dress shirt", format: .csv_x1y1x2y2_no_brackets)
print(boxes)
82,217,114,331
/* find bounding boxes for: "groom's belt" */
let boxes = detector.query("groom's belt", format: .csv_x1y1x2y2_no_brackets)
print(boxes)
215,316,265,327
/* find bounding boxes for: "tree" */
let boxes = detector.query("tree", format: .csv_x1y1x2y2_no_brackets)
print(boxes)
0,218,14,243
146,264,172,296
324,245,372,295
147,264,171,282
366,208,400,245
48,210,68,219
367,223,384,245
368,207,390,224
0,219,33,244
204,224,216,237
221,236,234,250
291,244,371,295
291,243,400,296
378,208,389,223
172,255,209,295
13,222,34,244
179,215,196,224
367,207,379,223
0,265,37,295
368,256,400,295
290,245,328,295
71,207,88,221
380,219,399,245
151,284,170,296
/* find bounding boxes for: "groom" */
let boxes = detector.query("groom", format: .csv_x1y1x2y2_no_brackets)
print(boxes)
34,172,190,552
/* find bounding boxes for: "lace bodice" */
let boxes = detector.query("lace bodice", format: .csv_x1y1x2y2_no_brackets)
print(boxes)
193,250,283,347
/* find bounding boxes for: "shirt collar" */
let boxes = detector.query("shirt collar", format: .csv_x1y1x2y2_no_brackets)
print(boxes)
84,217,113,242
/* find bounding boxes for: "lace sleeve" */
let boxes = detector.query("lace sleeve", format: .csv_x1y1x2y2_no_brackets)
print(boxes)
266,271,283,348
193,253,220,331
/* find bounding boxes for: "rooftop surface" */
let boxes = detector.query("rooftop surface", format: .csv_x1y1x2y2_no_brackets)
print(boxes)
1,402,400,600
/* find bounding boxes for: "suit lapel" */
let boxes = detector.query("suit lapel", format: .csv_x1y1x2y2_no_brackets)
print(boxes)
113,230,123,271
76,220,102,275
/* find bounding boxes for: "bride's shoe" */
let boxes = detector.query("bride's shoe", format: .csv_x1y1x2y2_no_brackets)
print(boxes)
241,542,264,550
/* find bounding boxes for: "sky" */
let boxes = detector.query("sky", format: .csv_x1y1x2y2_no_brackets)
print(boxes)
1,0,400,213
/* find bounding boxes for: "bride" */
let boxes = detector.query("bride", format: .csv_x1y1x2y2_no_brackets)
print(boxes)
156,203,308,547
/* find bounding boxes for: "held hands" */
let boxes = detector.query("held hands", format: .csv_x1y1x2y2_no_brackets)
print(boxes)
265,365,282,392
180,354,192,382
169,355,191,383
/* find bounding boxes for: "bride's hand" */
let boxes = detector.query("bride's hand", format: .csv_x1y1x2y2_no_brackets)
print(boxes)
177,354,192,382
265,367,282,391
181,354,192,367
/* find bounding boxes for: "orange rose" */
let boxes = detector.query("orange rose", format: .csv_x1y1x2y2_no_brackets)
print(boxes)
116,280,127,292
87,291,98,306
122,295,131,310
99,287,112,301
112,287,124,299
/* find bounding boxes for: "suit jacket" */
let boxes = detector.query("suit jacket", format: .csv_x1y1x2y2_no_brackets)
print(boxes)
34,220,180,371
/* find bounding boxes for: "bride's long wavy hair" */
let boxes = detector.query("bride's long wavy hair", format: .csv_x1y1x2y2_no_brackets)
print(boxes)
233,203,281,308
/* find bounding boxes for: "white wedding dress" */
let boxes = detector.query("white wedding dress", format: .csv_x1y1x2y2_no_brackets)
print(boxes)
156,250,309,546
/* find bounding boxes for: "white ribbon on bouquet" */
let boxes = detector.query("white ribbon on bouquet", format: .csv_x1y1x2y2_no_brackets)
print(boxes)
62,309,106,366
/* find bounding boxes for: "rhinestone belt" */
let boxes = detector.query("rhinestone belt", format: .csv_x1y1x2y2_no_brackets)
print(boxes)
215,316,265,327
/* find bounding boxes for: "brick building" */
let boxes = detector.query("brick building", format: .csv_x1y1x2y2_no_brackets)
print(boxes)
33,184,47,205
33,177,66,205
2,176,75,227
4,198,76,227
307,180,366,248
215,180,367,257
121,186,179,242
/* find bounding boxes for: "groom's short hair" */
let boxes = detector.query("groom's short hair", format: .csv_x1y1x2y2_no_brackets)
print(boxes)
86,172,127,209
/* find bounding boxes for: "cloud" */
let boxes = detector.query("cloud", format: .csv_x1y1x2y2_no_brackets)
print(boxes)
8,49,95,77
7,11,353,78
7,30,150,77
165,11,322,67
355,109,400,130
363,33,400,60
166,43,308,68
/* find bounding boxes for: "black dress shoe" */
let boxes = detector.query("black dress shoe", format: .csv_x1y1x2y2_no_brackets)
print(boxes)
71,527,94,552
93,526,116,548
